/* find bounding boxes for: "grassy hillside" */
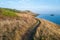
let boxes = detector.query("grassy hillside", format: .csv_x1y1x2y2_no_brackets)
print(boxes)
0,8,38,18
0,8,20,13
0,12,37,40
0,8,60,40
0,8,19,17
34,19,60,40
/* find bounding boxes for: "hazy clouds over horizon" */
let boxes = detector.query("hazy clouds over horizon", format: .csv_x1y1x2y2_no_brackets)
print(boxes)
0,0,60,13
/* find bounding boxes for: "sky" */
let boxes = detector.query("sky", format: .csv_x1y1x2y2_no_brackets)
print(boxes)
0,0,60,13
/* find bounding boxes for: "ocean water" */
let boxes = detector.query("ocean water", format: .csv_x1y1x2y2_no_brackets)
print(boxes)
37,14,60,25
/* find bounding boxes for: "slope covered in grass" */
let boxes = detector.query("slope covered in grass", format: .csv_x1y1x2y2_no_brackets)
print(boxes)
0,8,38,19
0,8,18,17
0,8,60,40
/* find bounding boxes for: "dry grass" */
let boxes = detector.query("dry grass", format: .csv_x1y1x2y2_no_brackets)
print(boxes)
0,9,60,40
34,19,60,40
0,14,37,40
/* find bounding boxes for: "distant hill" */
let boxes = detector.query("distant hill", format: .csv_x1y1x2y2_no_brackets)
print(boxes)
0,8,38,18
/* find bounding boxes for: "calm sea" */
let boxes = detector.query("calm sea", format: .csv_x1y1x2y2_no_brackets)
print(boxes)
37,14,60,25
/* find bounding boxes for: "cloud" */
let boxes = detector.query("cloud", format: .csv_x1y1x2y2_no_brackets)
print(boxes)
20,0,31,1
0,0,60,12
0,2,4,4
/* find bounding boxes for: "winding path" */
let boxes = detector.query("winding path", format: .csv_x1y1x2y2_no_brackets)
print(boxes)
22,18,41,40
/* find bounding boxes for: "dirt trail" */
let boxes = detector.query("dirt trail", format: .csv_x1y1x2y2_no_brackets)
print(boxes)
34,18,60,40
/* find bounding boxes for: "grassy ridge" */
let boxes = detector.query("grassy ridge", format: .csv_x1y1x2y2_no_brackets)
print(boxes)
0,8,39,17
0,8,20,17
0,8,20,13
